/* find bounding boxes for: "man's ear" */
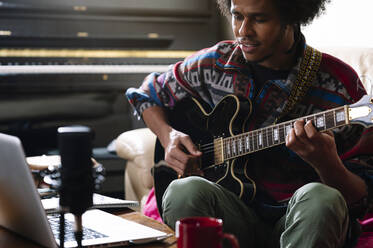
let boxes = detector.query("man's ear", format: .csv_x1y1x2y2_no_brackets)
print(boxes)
284,24,300,54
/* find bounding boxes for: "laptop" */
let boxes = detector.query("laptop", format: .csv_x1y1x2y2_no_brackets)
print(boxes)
0,133,169,248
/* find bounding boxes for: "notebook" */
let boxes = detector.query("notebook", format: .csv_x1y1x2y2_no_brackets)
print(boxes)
0,133,169,248
42,193,139,214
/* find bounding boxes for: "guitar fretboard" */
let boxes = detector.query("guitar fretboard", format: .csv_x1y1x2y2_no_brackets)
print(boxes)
221,106,348,161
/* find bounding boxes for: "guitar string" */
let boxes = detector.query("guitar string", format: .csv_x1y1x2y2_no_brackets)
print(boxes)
197,111,337,156
210,106,341,152
200,122,328,155
199,121,330,152
198,110,336,149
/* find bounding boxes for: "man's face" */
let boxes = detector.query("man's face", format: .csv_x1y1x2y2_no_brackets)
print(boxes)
231,0,291,68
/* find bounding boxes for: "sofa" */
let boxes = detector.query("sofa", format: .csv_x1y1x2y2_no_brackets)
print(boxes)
115,47,373,245
115,128,156,211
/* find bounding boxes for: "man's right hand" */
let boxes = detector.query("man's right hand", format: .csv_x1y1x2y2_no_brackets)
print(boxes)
142,105,202,176
163,129,202,176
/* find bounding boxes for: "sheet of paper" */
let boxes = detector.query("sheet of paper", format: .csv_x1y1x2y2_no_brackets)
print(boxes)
42,193,139,213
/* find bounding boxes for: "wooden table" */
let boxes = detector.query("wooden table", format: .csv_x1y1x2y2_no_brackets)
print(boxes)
119,212,176,248
0,211,177,248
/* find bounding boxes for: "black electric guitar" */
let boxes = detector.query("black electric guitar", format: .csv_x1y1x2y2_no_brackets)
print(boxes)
153,94,373,214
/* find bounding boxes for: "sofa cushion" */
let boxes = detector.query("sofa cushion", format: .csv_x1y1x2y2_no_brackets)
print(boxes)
115,128,156,164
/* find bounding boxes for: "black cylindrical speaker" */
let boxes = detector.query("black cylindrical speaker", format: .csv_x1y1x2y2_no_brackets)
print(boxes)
58,126,94,216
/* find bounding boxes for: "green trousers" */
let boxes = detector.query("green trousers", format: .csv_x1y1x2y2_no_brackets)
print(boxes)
162,177,349,248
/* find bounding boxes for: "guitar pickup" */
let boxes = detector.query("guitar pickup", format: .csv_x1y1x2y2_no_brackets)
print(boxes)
213,138,224,165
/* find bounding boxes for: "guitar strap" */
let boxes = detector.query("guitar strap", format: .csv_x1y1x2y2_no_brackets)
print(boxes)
274,45,322,123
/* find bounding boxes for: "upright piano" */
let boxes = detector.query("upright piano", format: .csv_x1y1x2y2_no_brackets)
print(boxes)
0,0,220,156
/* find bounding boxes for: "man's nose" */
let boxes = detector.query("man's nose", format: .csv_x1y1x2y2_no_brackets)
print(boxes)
239,18,255,37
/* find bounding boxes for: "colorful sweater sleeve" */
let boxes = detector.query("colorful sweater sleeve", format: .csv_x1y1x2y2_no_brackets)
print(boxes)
125,41,234,117
125,64,192,117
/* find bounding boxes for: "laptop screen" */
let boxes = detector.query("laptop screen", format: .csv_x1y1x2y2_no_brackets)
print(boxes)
0,133,169,248
0,133,57,247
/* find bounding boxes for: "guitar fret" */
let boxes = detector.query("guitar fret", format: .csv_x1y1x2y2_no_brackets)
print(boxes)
241,138,244,154
267,127,273,147
262,128,268,148
249,132,254,152
258,131,263,148
222,139,225,159
325,111,335,129
234,137,240,156
273,126,279,144
232,138,237,156
315,113,326,130
237,137,240,155
226,139,231,158
335,108,346,126
238,136,243,154
285,123,292,138
312,115,317,123
237,137,241,155
241,137,244,153
279,124,285,143
245,135,250,153
333,109,337,127
236,136,240,155
253,131,258,151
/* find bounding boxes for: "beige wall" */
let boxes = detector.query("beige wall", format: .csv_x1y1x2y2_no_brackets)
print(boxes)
302,0,373,48
219,0,373,48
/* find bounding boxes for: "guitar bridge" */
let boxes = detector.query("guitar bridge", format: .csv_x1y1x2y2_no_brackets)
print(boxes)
213,137,224,165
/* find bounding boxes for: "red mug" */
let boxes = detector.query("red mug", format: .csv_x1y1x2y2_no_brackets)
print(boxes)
175,217,240,248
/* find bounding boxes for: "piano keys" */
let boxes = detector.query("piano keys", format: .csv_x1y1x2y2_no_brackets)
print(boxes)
0,0,220,157
0,49,194,92
0,0,219,92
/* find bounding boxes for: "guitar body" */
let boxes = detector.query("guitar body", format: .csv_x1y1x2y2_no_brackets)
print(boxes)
153,95,256,215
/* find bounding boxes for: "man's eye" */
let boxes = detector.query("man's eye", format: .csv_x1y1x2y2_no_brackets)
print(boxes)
233,14,243,20
255,18,268,23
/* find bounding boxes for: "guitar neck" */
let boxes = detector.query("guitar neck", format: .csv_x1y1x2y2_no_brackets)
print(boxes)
219,105,349,162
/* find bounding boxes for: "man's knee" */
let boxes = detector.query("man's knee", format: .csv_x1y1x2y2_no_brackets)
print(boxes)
282,183,349,247
163,176,215,204
162,176,217,228
291,182,347,217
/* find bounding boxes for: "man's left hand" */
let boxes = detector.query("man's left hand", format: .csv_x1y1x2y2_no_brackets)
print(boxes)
286,119,339,171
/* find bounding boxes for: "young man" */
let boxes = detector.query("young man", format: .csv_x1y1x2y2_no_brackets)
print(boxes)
126,0,373,247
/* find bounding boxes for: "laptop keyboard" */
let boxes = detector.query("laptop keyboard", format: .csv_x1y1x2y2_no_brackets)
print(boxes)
48,214,108,242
